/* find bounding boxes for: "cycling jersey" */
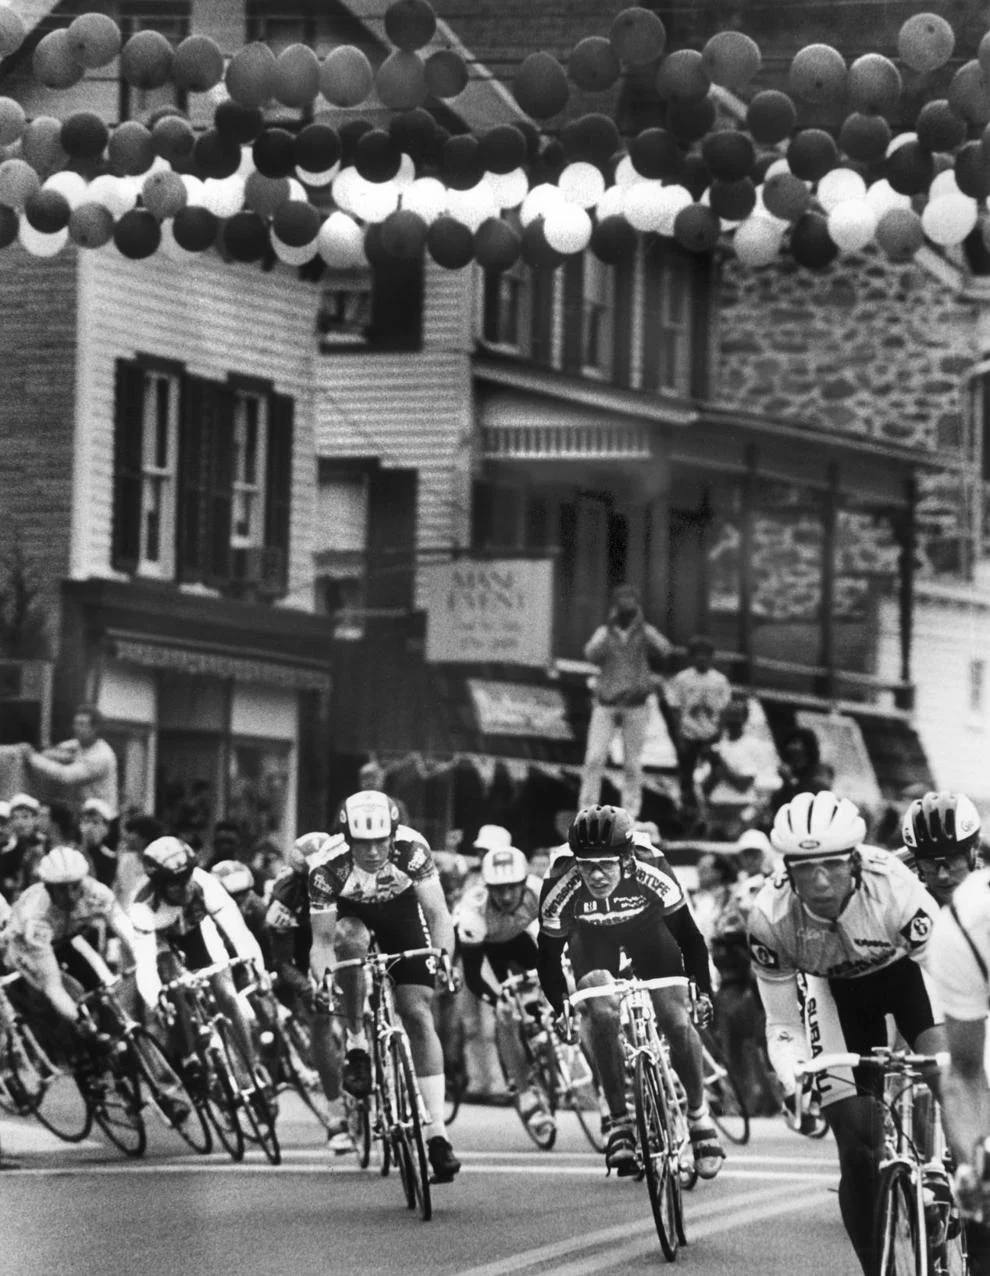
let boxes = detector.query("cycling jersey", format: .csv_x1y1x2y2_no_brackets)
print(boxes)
5,878,120,988
539,840,684,939
308,824,437,913
746,847,939,983
929,866,990,1021
128,866,263,1007
455,875,541,948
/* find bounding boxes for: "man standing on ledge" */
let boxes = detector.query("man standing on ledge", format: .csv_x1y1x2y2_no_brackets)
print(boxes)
579,585,672,821
23,704,119,814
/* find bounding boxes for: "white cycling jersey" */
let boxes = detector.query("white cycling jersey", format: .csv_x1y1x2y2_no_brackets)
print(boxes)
929,866,990,1021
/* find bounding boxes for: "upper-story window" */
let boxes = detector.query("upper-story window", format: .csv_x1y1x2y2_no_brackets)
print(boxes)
138,369,179,576
482,264,532,355
112,360,293,598
317,272,373,348
316,257,424,352
582,255,613,378
231,390,268,549
642,240,694,393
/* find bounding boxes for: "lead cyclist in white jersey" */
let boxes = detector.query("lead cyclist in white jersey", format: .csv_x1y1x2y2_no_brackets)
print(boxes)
747,791,944,1276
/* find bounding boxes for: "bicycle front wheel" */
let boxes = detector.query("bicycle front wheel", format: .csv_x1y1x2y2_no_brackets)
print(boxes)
2,1021,57,1115
87,1054,147,1158
203,1023,246,1163
700,1032,750,1146
634,1052,681,1262
128,1028,211,1154
874,1162,923,1276
390,1035,432,1221
221,1023,280,1166
279,1016,331,1131
557,1038,606,1153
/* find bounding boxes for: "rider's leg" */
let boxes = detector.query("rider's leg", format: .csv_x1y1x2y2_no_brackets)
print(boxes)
395,981,447,1139
575,970,626,1118
333,915,371,1042
825,1094,885,1276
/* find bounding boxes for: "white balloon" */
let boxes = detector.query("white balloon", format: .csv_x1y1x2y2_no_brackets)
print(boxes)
287,177,307,202
400,176,446,223
350,174,399,223
271,230,318,265
43,170,87,209
623,180,665,231
332,166,361,214
487,167,528,210
86,173,138,217
827,199,878,252
296,160,340,188
816,167,866,212
613,155,639,188
655,184,693,236
596,184,626,220
318,210,366,267
179,174,206,208
543,202,592,253
558,161,605,209
929,168,961,200
202,175,245,218
19,218,68,257
733,216,785,267
446,179,498,232
886,131,917,157
763,157,791,182
394,153,416,188
922,191,978,245
520,182,564,227
865,178,912,216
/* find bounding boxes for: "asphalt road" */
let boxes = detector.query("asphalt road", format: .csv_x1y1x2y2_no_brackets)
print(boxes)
2,1098,855,1276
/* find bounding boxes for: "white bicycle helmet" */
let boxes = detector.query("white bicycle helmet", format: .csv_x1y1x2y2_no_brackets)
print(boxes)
337,790,399,841
289,830,336,872
481,846,528,887
771,791,866,858
37,845,90,885
142,835,196,879
901,791,981,860
211,859,254,894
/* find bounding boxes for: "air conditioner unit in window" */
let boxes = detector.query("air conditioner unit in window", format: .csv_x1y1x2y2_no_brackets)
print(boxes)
236,545,286,596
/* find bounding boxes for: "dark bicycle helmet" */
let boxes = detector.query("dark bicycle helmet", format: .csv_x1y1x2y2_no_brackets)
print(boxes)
567,805,634,858
901,791,981,861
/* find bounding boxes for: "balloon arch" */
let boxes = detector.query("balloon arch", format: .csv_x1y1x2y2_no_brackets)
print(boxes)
0,4,987,272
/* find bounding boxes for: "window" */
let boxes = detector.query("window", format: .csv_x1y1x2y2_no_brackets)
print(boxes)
582,254,613,377
483,265,532,353
112,360,293,597
970,658,985,714
317,274,373,347
231,391,268,549
139,370,179,575
317,258,423,352
314,468,369,638
641,241,696,394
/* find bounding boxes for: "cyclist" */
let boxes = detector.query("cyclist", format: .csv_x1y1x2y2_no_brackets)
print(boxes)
929,864,990,1275
211,859,273,967
901,790,982,908
266,832,348,1152
537,804,722,1179
457,844,554,1143
747,790,945,1276
128,835,269,1101
3,846,140,1060
308,790,461,1184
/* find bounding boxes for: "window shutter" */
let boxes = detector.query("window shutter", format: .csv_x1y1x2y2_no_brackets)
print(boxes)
530,268,554,365
177,375,207,582
368,254,424,350
562,256,584,374
690,251,713,399
640,236,663,392
264,391,294,595
111,359,145,573
612,253,634,388
205,383,234,586
367,468,417,612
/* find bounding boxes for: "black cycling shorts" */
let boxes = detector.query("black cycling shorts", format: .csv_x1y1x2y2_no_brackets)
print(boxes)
483,932,540,984
337,893,435,988
567,908,685,985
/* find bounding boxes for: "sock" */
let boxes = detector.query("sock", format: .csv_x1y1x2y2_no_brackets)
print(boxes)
418,1073,446,1141
345,1029,368,1053
688,1104,710,1125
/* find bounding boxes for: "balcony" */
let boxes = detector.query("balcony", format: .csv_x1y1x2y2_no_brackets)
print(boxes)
481,420,654,461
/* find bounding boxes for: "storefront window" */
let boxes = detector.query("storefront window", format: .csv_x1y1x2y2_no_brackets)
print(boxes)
155,732,223,850
103,724,152,821
227,740,291,851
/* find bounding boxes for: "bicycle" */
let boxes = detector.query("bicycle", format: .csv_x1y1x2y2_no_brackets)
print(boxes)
239,976,333,1131
73,977,211,1157
497,971,607,1152
698,1027,750,1146
159,955,281,1165
796,1047,967,1276
0,971,67,1127
569,974,696,1262
327,946,448,1222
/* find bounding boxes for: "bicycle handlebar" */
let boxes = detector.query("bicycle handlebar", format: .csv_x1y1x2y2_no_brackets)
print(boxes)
159,954,256,994
795,1048,950,1078
326,946,446,979
568,974,690,1008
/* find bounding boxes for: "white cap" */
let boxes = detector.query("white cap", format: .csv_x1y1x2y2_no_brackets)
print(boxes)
0,800,9,820
736,828,772,856
473,823,512,852
81,797,115,822
8,792,39,813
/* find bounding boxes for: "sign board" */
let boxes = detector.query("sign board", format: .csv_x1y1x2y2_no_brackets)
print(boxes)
425,559,554,666
795,710,882,812
467,679,574,740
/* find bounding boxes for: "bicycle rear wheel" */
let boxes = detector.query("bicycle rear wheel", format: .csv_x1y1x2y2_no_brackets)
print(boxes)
874,1162,923,1276
2,1021,56,1115
390,1035,432,1221
279,1016,331,1130
496,1029,556,1150
220,1022,280,1166
344,1092,372,1168
557,1038,606,1153
86,1055,147,1158
634,1052,681,1262
128,1028,211,1154
700,1032,750,1146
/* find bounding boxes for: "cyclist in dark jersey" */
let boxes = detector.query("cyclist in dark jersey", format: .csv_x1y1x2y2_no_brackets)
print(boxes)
538,804,724,1179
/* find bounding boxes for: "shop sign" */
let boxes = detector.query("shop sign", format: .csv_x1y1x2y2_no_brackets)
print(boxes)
467,679,574,740
425,558,554,666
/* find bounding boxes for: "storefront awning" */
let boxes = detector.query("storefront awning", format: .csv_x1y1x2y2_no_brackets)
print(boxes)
110,635,331,692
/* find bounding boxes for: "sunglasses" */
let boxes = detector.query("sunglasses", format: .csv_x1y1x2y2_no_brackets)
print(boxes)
786,855,853,875
575,857,621,871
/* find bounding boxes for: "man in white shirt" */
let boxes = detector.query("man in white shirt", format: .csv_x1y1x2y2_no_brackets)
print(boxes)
24,704,119,813
665,636,732,821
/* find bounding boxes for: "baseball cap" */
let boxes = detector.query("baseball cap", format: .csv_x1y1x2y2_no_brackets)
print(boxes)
81,798,115,822
736,828,772,857
473,824,512,852
0,800,9,820
8,792,39,814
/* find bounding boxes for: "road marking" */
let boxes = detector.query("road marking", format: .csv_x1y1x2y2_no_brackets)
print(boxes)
453,1183,820,1276
539,1189,826,1275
